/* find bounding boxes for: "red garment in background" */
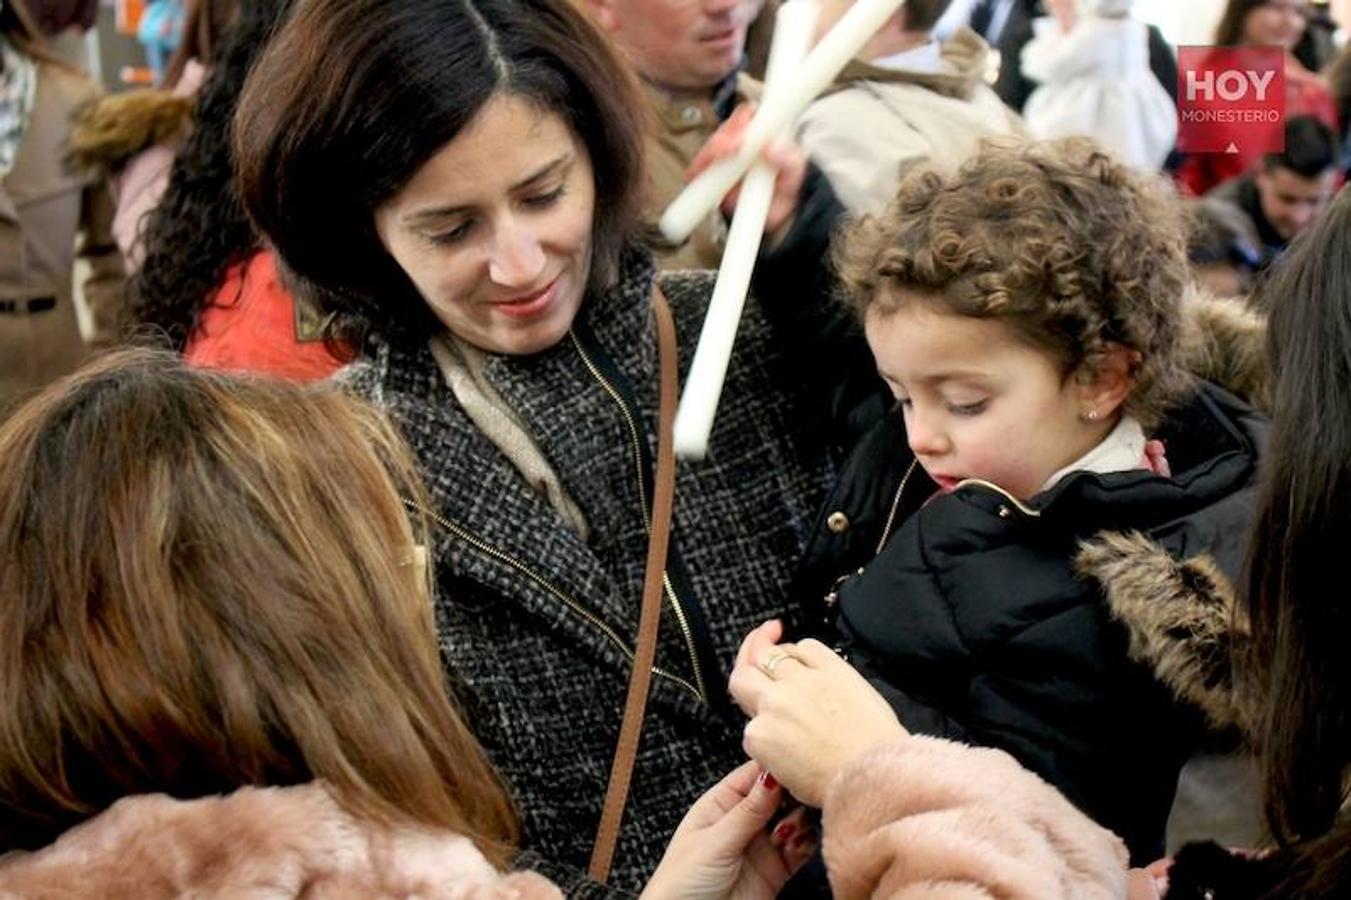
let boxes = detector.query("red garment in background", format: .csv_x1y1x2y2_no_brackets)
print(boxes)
184,250,346,381
1174,58,1339,197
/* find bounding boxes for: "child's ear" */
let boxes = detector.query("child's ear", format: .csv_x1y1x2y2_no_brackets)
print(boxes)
1077,343,1141,421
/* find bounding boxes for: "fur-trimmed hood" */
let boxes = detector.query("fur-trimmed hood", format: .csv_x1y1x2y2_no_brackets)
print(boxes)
1074,284,1267,732
1179,286,1269,415
0,783,558,899
1075,530,1251,733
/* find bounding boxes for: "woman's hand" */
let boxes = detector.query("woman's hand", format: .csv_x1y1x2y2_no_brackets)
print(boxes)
728,621,907,807
685,104,808,246
641,762,815,900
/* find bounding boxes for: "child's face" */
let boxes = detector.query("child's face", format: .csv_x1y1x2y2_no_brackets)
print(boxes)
864,299,1111,501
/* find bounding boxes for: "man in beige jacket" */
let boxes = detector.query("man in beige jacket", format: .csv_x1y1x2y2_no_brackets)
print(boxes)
585,0,763,270
797,0,1027,214
1,51,125,418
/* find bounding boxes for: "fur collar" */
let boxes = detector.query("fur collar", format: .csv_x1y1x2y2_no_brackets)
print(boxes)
0,783,557,899
1178,288,1270,414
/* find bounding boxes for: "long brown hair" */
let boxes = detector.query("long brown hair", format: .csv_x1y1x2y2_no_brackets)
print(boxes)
1245,189,1351,854
0,349,518,863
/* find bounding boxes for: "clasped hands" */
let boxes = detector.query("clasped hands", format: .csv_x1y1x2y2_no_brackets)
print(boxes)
727,619,908,808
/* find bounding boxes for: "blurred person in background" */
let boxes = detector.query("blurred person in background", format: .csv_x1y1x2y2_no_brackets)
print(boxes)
136,0,186,84
127,0,344,381
1293,0,1338,73
1175,0,1339,196
795,0,1026,214
1197,115,1341,284
25,0,96,70
1021,0,1176,171
69,0,238,271
584,0,764,269
0,0,124,417
1318,35,1351,170
969,0,1177,115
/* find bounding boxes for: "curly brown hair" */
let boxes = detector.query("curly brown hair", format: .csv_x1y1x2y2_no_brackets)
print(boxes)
835,138,1193,428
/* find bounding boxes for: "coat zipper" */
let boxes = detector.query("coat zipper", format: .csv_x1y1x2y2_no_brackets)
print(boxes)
569,330,711,704
875,459,920,554
408,498,704,702
826,467,1042,613
949,478,1043,518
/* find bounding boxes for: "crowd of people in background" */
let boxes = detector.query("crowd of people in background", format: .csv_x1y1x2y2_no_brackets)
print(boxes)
2,0,1351,898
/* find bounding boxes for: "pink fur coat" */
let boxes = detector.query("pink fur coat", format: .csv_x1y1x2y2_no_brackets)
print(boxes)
0,737,1127,898
0,783,559,899
822,736,1130,900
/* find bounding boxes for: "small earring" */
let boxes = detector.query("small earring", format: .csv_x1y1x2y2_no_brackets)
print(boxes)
1082,409,1099,422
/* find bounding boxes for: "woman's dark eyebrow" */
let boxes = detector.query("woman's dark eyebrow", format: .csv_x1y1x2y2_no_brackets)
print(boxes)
402,154,574,226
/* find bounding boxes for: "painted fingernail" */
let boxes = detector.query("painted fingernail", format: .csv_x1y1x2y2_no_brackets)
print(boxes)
762,772,779,791
790,830,815,848
772,822,797,843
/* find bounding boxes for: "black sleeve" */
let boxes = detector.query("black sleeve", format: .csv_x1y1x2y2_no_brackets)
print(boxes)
1148,25,1179,103
749,162,891,447
836,627,972,742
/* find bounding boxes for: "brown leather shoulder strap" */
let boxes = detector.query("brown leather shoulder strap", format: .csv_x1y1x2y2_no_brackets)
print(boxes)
588,286,679,882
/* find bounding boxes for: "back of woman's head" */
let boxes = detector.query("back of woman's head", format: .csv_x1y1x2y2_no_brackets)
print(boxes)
0,350,517,860
1246,189,1351,848
233,0,647,350
130,0,294,349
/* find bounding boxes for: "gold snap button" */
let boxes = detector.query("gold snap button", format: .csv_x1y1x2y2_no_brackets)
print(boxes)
826,511,850,534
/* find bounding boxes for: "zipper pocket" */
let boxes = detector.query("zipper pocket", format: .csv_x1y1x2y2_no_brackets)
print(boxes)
410,499,704,703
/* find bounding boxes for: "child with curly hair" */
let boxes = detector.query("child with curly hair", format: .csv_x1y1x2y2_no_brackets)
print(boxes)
732,138,1267,865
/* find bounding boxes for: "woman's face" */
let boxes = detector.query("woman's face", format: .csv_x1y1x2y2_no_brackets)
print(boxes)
1241,1,1309,50
375,93,596,355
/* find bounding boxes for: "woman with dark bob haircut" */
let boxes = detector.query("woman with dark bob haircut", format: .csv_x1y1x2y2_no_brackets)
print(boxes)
234,0,843,891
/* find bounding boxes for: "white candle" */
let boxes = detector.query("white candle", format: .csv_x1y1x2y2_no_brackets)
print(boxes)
659,0,908,243
673,0,819,460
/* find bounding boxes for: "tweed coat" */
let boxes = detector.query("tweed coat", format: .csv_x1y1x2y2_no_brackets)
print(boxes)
350,245,836,895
